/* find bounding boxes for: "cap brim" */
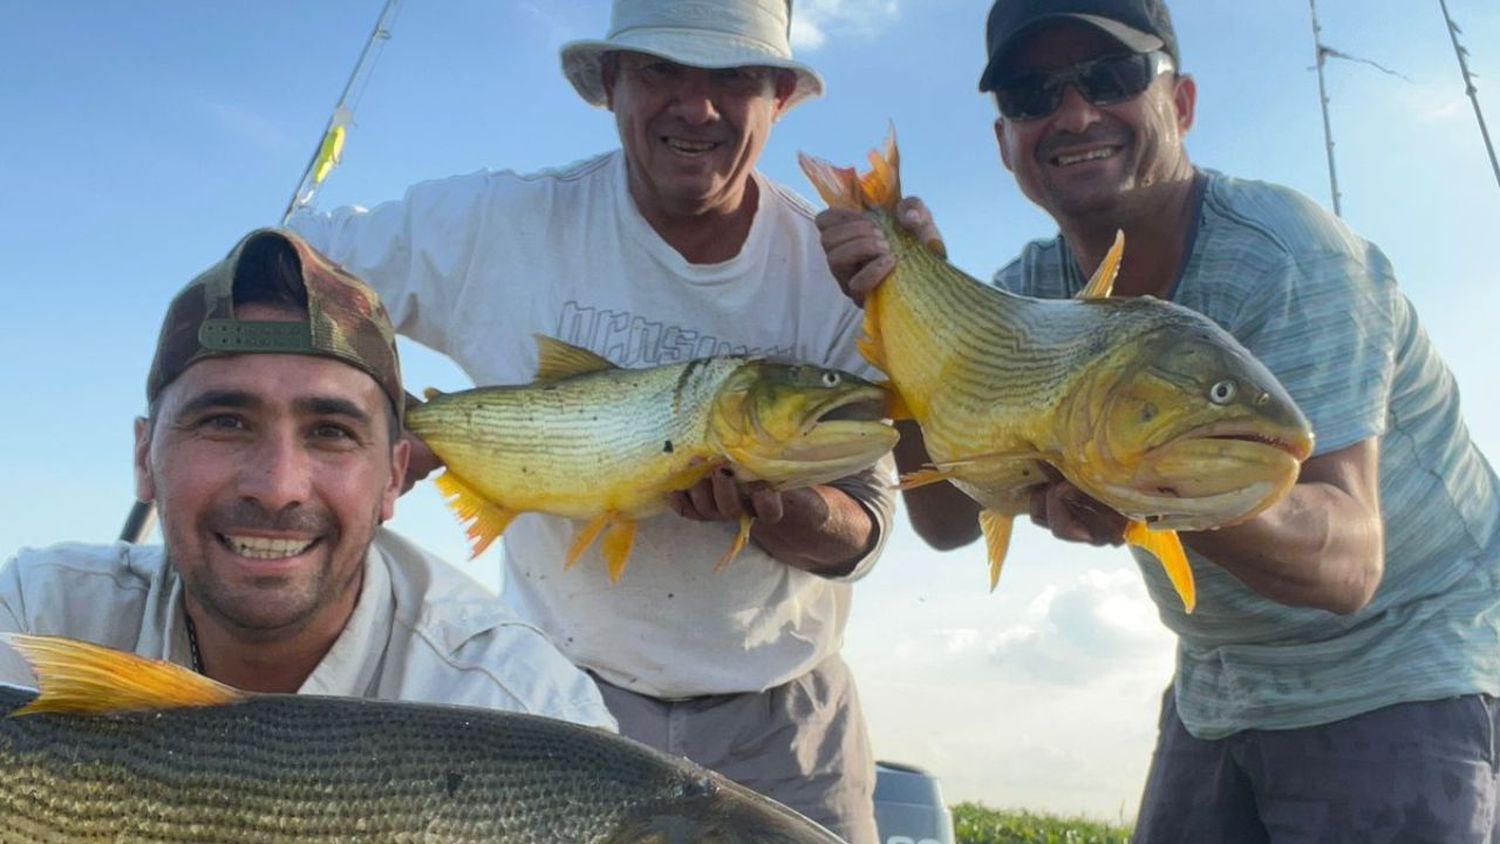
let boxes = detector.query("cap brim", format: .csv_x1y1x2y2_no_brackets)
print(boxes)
560,31,824,112
978,13,1165,92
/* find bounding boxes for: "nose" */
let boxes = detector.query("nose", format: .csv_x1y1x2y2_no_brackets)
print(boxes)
239,428,311,514
667,73,721,125
1050,84,1103,134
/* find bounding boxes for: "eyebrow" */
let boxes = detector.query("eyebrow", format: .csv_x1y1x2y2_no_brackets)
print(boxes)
173,390,372,427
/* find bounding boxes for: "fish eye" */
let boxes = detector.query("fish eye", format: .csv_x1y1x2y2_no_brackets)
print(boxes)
821,371,841,387
1209,379,1238,405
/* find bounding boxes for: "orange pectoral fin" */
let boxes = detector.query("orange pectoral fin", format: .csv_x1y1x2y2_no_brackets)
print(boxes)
2,634,243,716
714,514,756,572
564,514,611,572
1123,521,1196,613
600,518,638,584
978,510,1015,592
433,470,519,559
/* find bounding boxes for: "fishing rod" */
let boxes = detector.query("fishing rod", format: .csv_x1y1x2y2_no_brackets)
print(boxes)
1436,0,1500,191
119,0,402,544
1308,0,1343,217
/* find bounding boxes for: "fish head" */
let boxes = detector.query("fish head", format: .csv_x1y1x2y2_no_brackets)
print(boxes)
708,362,898,488
607,771,846,843
1067,317,1315,530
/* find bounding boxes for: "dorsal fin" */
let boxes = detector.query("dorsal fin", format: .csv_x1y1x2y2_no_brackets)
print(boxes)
1077,230,1125,299
3,633,244,716
421,387,446,401
533,334,618,382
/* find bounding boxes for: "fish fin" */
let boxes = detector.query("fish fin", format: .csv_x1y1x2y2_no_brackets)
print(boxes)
433,470,518,558
1123,521,1197,613
978,510,1015,592
600,517,637,584
1076,230,1125,299
882,383,914,422
897,464,966,491
797,152,865,211
858,127,903,213
2,634,243,716
532,334,618,382
564,514,611,571
714,514,756,572
421,387,445,401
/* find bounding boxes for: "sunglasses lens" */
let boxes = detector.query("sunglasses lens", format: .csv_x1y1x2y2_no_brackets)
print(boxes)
997,73,1059,121
1079,55,1152,105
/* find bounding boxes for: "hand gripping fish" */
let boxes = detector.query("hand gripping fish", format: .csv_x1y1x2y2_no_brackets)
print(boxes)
405,335,898,583
0,634,845,842
798,132,1315,613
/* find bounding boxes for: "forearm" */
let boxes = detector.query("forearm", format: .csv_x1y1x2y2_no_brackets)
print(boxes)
753,485,878,578
1185,480,1383,614
894,420,981,549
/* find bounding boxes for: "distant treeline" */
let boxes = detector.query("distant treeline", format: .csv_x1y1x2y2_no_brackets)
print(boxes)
953,802,1132,844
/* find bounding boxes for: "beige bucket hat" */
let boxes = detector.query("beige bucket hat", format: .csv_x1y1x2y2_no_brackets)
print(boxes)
561,0,825,112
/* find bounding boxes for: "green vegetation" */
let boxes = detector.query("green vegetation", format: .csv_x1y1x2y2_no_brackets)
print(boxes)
952,802,1133,844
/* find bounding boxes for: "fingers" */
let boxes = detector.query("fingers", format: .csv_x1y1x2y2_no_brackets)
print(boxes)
669,472,785,525
896,197,946,259
816,209,891,307
1028,479,1127,547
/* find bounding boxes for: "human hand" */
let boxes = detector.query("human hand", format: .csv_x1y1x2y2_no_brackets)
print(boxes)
669,467,786,526
1027,465,1127,547
815,197,944,306
400,433,444,495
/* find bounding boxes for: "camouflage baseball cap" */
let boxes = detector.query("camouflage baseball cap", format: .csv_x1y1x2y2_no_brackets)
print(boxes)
146,228,404,419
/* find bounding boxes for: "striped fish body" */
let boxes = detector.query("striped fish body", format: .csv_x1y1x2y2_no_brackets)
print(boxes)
408,358,744,523
404,337,896,580
0,638,843,843
800,134,1314,610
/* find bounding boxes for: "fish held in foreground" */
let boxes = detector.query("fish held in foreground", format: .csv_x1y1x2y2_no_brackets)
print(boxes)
798,132,1315,613
404,335,898,583
0,634,846,842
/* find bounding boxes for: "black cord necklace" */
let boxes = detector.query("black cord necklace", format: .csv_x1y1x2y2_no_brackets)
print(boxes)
183,610,205,675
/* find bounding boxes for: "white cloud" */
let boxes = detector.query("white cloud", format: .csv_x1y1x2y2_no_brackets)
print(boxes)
791,0,903,52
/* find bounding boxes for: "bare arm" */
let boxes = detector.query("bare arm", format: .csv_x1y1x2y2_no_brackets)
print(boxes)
1182,439,1384,615
1031,440,1385,615
894,420,982,549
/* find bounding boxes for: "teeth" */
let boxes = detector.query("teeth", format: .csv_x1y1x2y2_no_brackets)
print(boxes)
223,535,314,559
666,138,715,153
1056,148,1116,166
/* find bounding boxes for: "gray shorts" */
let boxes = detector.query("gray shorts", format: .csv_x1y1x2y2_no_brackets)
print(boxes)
592,655,876,844
1134,688,1500,843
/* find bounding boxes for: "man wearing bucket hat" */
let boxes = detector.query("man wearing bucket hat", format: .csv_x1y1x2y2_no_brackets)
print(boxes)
291,1,892,839
0,228,615,731
819,0,1500,840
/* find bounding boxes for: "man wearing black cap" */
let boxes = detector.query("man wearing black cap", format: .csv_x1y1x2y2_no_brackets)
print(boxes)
819,0,1500,840
0,229,615,732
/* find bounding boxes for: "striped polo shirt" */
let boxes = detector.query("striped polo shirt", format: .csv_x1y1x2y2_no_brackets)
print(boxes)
994,168,1500,739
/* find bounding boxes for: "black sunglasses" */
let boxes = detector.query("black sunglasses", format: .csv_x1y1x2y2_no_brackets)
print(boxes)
995,51,1175,121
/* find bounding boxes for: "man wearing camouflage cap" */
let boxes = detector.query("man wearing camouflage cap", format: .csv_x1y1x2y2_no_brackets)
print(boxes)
0,228,615,729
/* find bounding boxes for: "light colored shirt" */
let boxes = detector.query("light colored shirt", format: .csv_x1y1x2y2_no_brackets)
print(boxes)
996,169,1500,739
0,528,617,730
291,150,895,698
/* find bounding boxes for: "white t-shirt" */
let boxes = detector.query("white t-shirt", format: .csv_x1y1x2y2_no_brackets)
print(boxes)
0,528,616,729
292,151,895,698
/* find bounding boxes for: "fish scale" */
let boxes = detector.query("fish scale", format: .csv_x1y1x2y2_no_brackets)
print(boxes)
0,679,838,842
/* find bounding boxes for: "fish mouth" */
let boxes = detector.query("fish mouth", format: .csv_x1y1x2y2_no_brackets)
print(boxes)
810,393,888,425
1182,420,1315,461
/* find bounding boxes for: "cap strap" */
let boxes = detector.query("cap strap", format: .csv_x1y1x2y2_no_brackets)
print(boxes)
198,319,315,353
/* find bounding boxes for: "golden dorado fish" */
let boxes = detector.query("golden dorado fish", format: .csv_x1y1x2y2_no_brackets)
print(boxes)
798,133,1314,613
0,635,845,842
405,335,897,582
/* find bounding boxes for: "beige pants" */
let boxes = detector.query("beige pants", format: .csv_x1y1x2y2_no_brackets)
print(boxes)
593,655,876,844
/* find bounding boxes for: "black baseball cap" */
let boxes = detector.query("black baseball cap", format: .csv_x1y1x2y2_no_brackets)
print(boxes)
978,0,1179,93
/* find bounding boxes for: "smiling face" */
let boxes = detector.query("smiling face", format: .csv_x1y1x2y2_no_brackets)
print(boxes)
603,51,794,225
135,308,407,640
994,22,1196,227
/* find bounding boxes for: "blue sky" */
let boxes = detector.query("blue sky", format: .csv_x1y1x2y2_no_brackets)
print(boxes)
3,0,1498,820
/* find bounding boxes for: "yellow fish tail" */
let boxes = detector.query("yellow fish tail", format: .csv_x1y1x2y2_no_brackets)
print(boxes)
2,634,243,716
1123,521,1197,613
